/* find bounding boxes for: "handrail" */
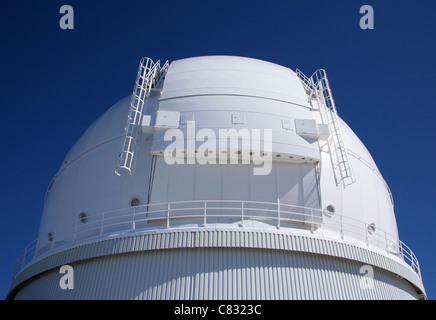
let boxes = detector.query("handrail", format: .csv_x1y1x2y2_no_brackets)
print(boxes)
115,57,169,177
12,199,421,279
296,68,355,187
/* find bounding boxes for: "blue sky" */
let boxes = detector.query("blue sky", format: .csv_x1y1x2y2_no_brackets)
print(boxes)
1,0,435,299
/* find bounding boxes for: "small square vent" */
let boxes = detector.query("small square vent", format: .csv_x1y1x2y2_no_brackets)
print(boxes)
295,119,318,140
155,111,180,128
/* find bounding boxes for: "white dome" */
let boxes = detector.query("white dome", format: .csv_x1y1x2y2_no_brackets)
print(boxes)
9,56,426,300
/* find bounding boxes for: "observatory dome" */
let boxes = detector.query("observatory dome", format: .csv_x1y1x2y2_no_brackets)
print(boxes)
8,56,426,300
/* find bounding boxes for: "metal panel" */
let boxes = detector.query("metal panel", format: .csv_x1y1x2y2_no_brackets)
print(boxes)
9,229,425,299
13,247,419,300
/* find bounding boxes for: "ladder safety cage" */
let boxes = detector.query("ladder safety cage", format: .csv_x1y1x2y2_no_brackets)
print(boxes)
115,57,169,177
296,69,355,187
296,69,316,99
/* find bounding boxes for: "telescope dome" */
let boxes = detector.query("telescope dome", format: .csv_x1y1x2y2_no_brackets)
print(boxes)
8,56,426,300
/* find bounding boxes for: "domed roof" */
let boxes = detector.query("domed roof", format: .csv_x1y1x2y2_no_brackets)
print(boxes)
9,56,425,300
63,95,130,164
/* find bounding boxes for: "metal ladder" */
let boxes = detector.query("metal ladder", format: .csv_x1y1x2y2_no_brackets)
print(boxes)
296,69,355,187
115,57,169,176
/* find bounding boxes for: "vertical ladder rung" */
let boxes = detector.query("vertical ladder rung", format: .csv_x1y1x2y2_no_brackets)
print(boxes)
297,69,355,187
115,57,169,176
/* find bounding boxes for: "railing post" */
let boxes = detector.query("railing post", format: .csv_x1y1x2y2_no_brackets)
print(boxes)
34,239,39,260
241,201,244,227
277,199,281,229
100,212,105,236
167,203,170,229
384,230,388,252
399,241,403,261
50,228,55,252
72,217,78,244
340,212,344,239
132,208,136,231
31,241,37,263
310,208,314,233
203,201,207,227
365,223,369,246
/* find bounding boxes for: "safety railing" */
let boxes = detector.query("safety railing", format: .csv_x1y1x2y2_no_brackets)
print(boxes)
296,68,355,187
295,69,314,96
13,200,421,279
115,57,169,176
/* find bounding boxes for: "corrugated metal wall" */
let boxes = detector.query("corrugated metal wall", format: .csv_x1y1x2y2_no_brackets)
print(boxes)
11,229,424,294
13,247,418,300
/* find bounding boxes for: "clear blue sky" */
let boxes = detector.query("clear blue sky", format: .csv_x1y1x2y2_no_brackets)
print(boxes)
1,0,435,299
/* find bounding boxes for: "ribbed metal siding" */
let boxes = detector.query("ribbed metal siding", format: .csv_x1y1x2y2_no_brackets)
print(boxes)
10,229,424,296
13,247,418,300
